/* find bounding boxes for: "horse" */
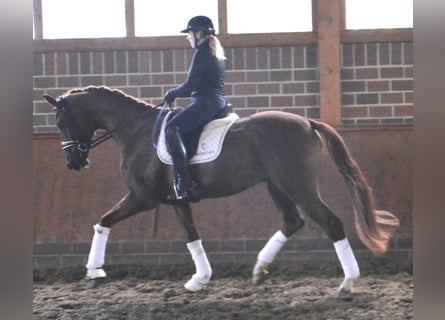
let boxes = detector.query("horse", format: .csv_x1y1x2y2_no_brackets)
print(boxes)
43,85,399,294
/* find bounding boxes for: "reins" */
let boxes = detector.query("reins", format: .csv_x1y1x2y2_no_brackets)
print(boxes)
62,101,170,153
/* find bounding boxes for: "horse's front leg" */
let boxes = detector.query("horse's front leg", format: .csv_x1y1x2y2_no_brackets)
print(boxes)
173,202,212,292
85,191,147,285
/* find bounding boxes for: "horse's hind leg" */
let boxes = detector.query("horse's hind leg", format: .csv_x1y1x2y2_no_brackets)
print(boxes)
172,202,212,292
298,191,360,294
253,183,305,285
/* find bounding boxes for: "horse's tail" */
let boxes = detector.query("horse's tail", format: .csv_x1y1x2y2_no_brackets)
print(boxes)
308,119,399,255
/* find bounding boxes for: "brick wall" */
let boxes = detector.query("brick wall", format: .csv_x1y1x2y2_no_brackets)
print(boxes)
341,42,413,125
33,45,323,133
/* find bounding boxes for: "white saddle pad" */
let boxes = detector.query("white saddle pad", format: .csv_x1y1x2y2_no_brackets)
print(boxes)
157,112,239,165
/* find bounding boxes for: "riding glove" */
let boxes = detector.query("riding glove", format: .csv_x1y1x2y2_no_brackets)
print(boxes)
164,89,177,103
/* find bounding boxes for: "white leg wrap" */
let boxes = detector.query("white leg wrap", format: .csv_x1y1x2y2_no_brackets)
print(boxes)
334,238,360,279
85,224,110,273
184,239,212,292
257,230,289,264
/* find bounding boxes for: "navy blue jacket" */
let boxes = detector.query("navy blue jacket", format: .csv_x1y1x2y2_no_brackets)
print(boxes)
170,40,225,100
166,40,228,134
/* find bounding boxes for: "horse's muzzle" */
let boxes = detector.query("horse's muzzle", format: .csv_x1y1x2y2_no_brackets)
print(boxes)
67,158,90,171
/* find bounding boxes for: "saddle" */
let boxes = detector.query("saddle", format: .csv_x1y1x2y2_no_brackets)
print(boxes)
157,107,239,165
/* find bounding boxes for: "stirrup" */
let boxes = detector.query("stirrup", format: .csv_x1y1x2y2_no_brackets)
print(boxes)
174,179,189,199
164,180,189,203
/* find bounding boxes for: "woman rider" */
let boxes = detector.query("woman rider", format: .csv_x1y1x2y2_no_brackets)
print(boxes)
163,16,229,202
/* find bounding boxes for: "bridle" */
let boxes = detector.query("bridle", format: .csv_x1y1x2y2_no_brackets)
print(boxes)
59,100,169,155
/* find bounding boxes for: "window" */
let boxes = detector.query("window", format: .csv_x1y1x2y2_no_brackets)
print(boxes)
227,0,312,34
41,0,126,39
135,0,218,37
346,0,413,30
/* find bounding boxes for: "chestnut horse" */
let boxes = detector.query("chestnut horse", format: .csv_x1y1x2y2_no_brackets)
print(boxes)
43,86,399,294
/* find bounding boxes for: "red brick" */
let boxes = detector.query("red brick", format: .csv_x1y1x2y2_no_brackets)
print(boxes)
106,75,128,86
341,69,354,80
370,106,392,117
379,43,390,65
246,47,257,69
225,71,246,83
104,52,114,74
272,96,293,107
257,47,269,68
56,52,67,75
174,50,186,72
163,50,173,72
281,47,292,68
151,50,162,73
293,46,305,68
152,73,174,85
394,105,413,117
258,83,280,94
234,84,256,95
57,76,80,88
404,42,413,65
270,47,280,68
404,92,413,103
356,68,378,79
139,51,151,73
92,52,104,74
381,67,404,78
367,81,390,92
233,48,245,69
392,80,412,91
247,96,269,107
354,43,365,66
381,92,403,103
246,71,269,82
128,74,147,86
342,106,368,118
341,93,355,105
294,94,317,106
342,44,353,67
271,70,292,81
44,52,56,75
404,67,413,78
34,77,56,89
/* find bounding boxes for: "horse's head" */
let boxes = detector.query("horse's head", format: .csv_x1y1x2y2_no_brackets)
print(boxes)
43,92,95,171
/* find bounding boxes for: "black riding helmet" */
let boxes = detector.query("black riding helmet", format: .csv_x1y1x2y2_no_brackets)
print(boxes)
181,15,216,36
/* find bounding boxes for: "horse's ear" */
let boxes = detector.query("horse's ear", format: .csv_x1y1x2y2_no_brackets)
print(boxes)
43,94,60,108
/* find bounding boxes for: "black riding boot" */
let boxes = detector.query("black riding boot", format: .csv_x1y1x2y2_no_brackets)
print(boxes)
165,126,192,201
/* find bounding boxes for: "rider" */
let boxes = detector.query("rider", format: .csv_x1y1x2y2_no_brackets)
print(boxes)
163,15,229,202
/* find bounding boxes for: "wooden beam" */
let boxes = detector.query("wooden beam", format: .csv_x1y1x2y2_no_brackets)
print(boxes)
125,0,135,37
317,0,342,126
33,0,43,40
218,0,228,35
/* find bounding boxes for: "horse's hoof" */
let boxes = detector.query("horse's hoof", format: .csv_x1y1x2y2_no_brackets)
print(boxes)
252,269,269,286
85,268,107,289
184,276,209,292
87,278,104,289
252,261,270,286
338,278,354,294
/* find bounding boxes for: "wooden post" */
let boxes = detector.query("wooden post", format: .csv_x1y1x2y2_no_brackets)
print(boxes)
316,0,342,126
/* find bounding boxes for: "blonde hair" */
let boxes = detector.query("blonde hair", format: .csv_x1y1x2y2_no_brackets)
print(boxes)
209,36,226,61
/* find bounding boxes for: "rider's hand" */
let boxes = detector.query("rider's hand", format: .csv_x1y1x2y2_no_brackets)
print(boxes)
164,89,176,104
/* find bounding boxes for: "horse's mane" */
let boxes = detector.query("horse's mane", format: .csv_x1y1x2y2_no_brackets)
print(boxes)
64,86,158,109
